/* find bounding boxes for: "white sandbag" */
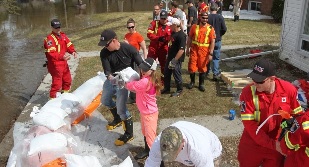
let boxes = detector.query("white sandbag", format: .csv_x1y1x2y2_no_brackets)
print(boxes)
111,156,133,167
72,72,106,108
28,132,67,156
118,67,140,83
6,150,17,167
65,154,102,167
33,111,66,131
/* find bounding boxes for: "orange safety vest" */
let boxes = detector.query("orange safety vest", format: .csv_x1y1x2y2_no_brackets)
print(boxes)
191,25,212,47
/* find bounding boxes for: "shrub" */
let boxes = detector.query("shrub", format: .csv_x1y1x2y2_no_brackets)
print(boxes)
271,0,285,23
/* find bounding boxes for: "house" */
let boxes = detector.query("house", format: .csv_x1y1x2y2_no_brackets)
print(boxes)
241,0,274,15
280,0,309,73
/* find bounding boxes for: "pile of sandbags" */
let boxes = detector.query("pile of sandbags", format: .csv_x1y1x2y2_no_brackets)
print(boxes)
7,72,106,167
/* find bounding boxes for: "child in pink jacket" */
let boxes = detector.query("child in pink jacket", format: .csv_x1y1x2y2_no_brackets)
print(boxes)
125,58,162,160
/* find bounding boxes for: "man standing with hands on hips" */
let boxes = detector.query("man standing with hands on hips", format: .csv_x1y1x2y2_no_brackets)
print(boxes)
238,59,303,167
98,29,143,146
44,19,77,99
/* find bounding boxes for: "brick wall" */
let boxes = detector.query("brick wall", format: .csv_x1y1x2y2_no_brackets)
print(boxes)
242,0,273,15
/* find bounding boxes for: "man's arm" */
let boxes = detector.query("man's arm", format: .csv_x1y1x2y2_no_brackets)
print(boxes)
145,135,162,167
100,50,112,78
220,16,227,36
147,21,160,41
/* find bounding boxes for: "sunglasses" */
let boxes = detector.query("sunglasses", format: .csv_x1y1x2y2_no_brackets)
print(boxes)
201,17,208,19
154,9,160,10
105,39,113,47
253,78,268,84
160,18,167,20
127,26,135,29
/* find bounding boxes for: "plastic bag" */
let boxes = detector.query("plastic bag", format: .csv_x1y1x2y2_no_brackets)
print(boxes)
65,154,102,167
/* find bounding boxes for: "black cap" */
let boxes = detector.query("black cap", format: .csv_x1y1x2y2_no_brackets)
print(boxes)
160,10,168,19
51,19,61,29
185,0,193,4
248,59,276,82
98,29,117,46
139,58,157,71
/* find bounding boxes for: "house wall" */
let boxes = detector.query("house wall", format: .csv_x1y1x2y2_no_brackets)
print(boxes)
242,0,273,15
280,0,309,73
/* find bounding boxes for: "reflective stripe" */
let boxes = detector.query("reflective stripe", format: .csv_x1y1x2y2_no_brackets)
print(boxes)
284,131,300,151
147,30,154,33
250,85,260,123
51,34,60,53
293,106,303,114
45,47,56,53
306,147,309,157
67,42,72,48
192,25,211,47
302,121,309,130
241,114,255,120
155,21,158,34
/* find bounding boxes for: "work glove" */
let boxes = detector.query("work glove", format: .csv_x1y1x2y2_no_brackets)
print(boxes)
108,75,117,85
280,118,299,133
117,77,125,89
158,36,166,42
168,58,178,69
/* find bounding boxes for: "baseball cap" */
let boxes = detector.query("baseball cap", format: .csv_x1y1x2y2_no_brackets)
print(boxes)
98,29,117,46
185,0,193,4
160,10,168,19
248,59,276,82
171,18,180,26
51,19,61,28
160,126,183,162
139,58,157,72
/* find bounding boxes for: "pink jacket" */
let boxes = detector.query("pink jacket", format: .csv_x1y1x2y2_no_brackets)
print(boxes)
125,76,158,115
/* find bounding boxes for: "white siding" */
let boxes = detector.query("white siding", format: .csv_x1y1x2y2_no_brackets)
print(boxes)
280,0,309,73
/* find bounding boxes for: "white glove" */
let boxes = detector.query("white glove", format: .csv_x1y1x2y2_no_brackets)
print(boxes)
168,58,178,69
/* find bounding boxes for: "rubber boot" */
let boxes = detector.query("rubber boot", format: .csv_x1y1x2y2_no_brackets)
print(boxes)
198,73,206,92
171,83,183,97
114,117,134,146
127,92,136,104
187,73,195,89
234,15,237,22
236,15,240,21
106,107,122,130
135,136,150,159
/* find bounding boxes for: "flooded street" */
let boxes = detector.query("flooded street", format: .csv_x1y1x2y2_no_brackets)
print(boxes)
0,0,165,142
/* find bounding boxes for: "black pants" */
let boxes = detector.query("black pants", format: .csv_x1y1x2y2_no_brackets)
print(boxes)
163,59,183,89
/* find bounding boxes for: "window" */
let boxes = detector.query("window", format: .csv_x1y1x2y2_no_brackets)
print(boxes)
300,0,309,53
249,1,261,11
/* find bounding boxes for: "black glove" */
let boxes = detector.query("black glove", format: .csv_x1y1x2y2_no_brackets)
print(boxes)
158,36,166,42
278,117,300,141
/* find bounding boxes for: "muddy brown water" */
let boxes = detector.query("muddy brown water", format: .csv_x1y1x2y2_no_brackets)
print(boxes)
0,0,184,142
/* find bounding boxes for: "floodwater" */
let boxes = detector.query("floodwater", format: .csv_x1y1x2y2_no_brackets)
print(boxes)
0,0,178,142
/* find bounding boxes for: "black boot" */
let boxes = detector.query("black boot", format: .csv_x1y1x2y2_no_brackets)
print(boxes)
161,88,170,94
187,73,195,89
135,136,150,159
236,15,240,21
198,73,206,92
234,15,237,22
114,117,134,146
127,92,136,104
171,83,183,97
106,107,122,130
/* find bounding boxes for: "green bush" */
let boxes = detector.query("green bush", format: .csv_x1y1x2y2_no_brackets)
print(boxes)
271,0,285,22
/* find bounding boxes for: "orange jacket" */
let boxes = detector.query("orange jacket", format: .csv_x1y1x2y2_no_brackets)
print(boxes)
44,31,75,62
239,79,303,150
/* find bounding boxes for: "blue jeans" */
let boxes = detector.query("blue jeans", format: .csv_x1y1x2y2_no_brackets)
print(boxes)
207,41,222,76
101,80,131,120
164,60,183,89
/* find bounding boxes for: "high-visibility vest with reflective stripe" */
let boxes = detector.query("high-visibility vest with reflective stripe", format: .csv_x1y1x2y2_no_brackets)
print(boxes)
191,25,211,47
147,21,159,34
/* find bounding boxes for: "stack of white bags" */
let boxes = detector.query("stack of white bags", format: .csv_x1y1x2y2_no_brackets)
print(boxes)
7,68,138,167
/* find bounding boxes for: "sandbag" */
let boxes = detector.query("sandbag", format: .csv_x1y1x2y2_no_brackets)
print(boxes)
65,154,102,167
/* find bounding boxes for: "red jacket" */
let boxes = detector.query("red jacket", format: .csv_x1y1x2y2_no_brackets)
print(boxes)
239,78,303,150
44,31,75,62
147,20,171,48
280,112,309,166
